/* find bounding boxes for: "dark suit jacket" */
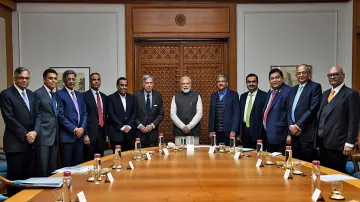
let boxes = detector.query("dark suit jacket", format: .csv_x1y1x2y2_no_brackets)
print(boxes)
208,89,240,135
108,92,136,142
0,85,40,153
34,86,59,147
239,89,267,142
57,88,87,143
83,90,108,143
263,84,292,144
133,90,164,133
316,85,360,150
287,80,322,142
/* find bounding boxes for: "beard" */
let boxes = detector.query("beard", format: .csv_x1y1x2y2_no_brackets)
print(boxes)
182,88,191,93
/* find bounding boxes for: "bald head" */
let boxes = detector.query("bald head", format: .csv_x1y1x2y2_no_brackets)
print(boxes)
327,65,345,88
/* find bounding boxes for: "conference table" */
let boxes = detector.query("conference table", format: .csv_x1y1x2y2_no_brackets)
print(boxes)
6,146,360,202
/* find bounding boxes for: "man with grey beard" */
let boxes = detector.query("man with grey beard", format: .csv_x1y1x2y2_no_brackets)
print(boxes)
171,76,203,145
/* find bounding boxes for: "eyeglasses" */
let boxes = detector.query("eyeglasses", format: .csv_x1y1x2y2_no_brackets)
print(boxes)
296,71,309,76
327,73,343,78
16,76,30,81
66,78,76,81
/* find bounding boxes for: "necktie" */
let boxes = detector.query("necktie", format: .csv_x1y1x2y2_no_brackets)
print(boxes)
146,93,151,111
263,90,276,123
96,92,104,127
22,91,30,111
291,85,304,122
51,92,57,114
328,89,335,103
71,91,80,124
245,93,253,127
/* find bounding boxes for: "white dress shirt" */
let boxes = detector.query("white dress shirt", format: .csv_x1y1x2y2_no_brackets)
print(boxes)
119,93,131,131
170,94,203,130
243,89,258,123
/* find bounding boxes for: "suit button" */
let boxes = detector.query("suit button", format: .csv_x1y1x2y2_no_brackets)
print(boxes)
125,117,127,120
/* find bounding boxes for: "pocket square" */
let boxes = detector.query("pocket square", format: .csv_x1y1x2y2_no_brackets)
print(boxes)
154,105,158,107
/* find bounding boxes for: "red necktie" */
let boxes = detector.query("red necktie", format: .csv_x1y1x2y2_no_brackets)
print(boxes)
96,92,104,127
263,90,276,123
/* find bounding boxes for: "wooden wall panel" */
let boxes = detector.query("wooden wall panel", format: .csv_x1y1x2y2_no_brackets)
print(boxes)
0,0,16,11
14,0,350,3
353,0,360,93
126,4,237,94
132,8,229,33
0,4,13,87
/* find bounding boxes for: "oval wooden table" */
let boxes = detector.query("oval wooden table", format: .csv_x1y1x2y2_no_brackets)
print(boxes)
6,147,360,202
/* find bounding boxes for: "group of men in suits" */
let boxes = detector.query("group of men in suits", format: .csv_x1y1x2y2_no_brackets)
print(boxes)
237,64,360,174
0,68,165,196
0,64,359,197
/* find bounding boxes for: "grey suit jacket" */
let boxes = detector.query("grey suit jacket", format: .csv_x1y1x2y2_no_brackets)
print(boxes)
134,90,164,130
35,86,58,146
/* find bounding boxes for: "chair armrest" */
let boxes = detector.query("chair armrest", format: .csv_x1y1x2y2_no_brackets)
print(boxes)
351,153,360,172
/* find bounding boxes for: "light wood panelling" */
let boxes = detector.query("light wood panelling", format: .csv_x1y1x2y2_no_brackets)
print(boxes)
132,8,229,33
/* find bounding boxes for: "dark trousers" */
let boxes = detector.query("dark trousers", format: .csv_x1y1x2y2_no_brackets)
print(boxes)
319,139,347,173
136,130,157,148
241,124,257,149
6,148,32,196
216,131,230,146
84,126,105,161
291,135,314,162
266,142,285,154
60,139,83,167
37,144,58,177
124,132,135,151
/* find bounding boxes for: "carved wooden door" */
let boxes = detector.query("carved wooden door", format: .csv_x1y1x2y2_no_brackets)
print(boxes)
135,41,227,144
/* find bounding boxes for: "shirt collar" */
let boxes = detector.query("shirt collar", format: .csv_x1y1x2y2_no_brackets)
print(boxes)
43,85,53,94
14,84,26,95
119,92,126,98
299,81,308,89
218,88,228,96
65,86,74,94
248,89,258,96
91,88,99,95
144,90,152,96
332,82,345,93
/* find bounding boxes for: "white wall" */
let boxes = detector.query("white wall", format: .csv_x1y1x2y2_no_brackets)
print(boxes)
237,2,353,93
13,3,126,95
0,18,6,147
12,2,353,95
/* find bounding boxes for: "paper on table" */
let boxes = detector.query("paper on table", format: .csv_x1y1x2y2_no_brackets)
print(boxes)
320,174,356,182
242,148,255,152
271,152,282,156
18,177,63,185
53,166,93,174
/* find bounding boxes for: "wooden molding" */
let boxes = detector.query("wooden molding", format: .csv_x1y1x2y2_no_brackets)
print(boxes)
0,0,16,11
14,0,350,3
0,4,13,87
126,3,237,92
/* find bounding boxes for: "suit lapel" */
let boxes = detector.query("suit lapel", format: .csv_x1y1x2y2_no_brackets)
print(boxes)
62,88,77,112
41,86,56,115
251,92,260,114
11,85,30,113
150,91,156,114
88,90,98,117
223,90,229,111
270,87,283,110
323,86,348,115
140,90,147,113
101,93,107,115
295,81,312,110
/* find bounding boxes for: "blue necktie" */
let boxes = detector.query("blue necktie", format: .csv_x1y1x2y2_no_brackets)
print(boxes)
146,93,151,111
291,85,304,122
51,92,57,114
71,91,80,124
22,91,30,111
